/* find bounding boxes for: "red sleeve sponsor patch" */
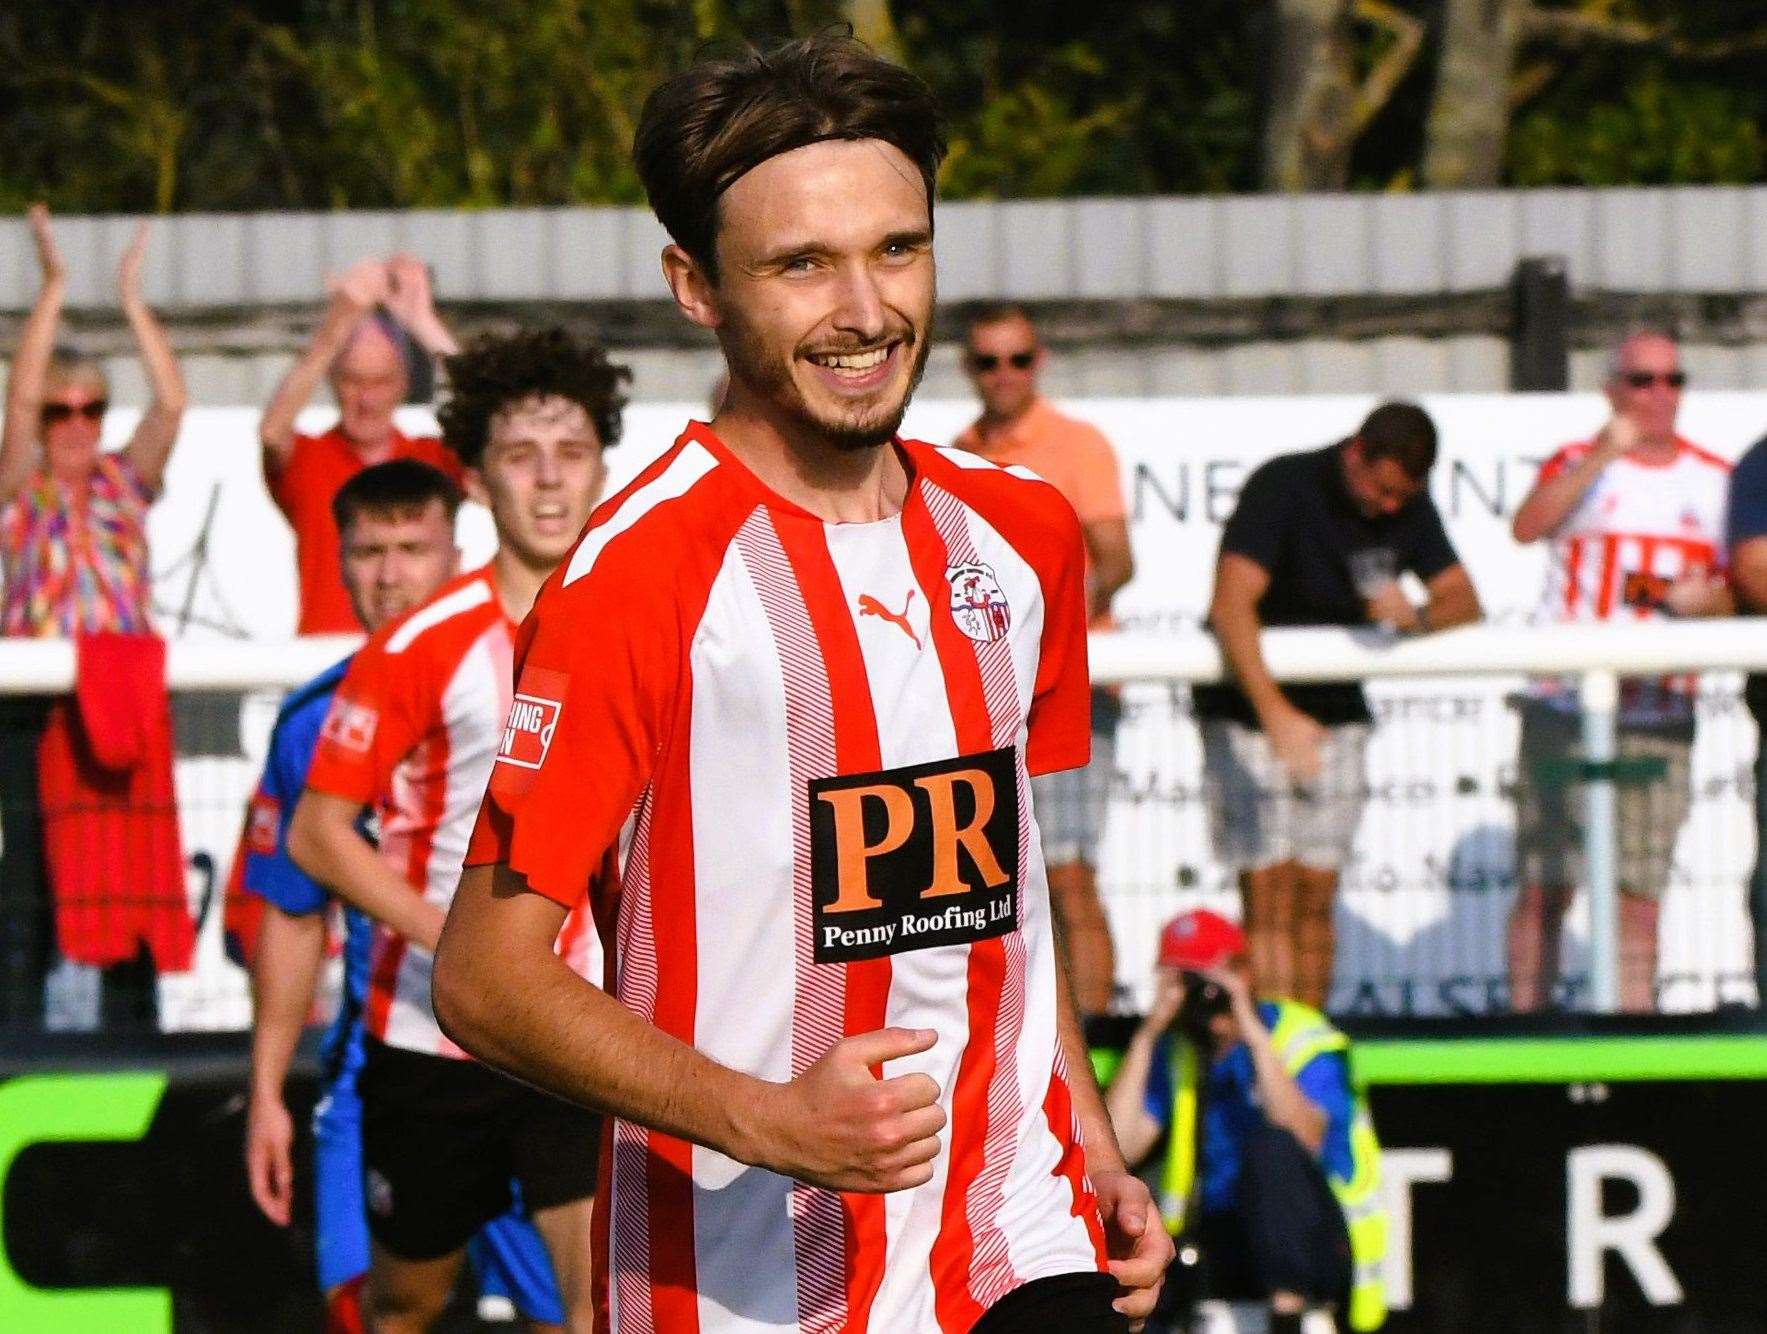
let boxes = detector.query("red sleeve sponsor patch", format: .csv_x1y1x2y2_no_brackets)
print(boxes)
320,697,380,753
246,792,281,856
493,666,569,794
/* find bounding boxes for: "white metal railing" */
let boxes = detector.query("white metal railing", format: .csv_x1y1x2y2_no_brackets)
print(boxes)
4,619,1765,1016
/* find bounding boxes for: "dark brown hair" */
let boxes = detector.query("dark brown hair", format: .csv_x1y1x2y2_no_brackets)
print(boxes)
633,34,947,281
437,328,631,470
1355,401,1439,480
332,458,461,534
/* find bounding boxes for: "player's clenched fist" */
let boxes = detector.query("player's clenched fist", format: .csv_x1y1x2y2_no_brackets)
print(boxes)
742,1027,945,1194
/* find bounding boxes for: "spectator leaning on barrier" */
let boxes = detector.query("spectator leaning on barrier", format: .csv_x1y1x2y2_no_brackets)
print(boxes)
260,253,463,636
1193,403,1481,1011
955,304,1135,1024
1727,432,1767,1009
0,203,187,1031
1507,330,1731,1014
1105,910,1386,1334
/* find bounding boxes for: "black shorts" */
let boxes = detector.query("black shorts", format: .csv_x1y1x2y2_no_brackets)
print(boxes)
358,1038,602,1260
974,1272,1128,1334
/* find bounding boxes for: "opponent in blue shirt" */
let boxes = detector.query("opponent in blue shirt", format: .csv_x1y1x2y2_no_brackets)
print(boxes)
241,461,564,1329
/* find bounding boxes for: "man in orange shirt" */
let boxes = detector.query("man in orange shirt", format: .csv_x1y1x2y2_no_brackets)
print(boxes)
955,305,1134,1024
261,255,463,635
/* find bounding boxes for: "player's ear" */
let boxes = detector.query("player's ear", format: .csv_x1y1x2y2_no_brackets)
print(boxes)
462,466,491,509
661,244,721,331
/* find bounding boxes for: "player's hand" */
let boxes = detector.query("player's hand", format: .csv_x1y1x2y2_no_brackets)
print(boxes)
245,1093,296,1227
1265,704,1326,784
117,221,150,308
1094,1168,1173,1330
328,256,390,312
28,203,65,285
748,1027,945,1193
1363,581,1419,634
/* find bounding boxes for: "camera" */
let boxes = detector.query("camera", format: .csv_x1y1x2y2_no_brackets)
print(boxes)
1175,969,1231,1044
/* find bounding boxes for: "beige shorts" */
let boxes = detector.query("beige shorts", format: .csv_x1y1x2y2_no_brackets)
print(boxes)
1200,719,1370,873
1512,699,1692,900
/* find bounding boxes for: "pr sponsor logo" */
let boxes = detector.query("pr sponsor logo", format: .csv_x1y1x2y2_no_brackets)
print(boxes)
809,747,1020,963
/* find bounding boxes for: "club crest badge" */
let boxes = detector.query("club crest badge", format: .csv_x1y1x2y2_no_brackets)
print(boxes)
947,561,1011,644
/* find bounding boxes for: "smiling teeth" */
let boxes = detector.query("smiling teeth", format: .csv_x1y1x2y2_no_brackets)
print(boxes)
813,347,889,371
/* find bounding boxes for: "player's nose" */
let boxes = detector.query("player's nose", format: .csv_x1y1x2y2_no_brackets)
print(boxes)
830,261,888,342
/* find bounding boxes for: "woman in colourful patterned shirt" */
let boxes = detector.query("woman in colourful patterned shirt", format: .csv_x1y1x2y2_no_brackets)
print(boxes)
0,203,187,637
0,204,187,1033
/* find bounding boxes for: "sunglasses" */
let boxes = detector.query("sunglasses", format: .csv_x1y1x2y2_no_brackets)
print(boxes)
968,350,1035,372
41,399,107,425
1622,371,1686,389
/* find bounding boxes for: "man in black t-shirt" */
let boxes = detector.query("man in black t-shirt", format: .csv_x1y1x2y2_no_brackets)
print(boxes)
1194,403,1482,1009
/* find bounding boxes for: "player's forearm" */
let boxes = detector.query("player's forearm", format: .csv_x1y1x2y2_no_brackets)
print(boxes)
260,295,363,460
287,795,444,951
1053,948,1126,1175
434,872,766,1163
248,905,326,1103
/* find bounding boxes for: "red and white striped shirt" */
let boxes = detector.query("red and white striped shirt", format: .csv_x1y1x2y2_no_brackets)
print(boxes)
467,423,1108,1333
1534,435,1730,624
1530,435,1731,719
308,566,600,1056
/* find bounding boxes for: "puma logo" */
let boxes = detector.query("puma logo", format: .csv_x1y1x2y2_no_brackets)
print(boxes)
858,590,922,650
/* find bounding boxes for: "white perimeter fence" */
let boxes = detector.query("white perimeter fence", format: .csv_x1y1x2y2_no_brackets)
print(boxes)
3,619,1764,1030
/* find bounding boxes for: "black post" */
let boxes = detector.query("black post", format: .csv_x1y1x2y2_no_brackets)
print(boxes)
1511,255,1570,391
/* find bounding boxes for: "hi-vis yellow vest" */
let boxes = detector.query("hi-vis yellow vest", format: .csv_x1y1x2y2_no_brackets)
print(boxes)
1156,1000,1388,1332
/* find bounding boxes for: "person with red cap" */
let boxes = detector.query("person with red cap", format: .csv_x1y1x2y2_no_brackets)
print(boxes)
1105,910,1388,1333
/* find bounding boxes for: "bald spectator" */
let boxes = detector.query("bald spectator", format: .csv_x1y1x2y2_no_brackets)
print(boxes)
1508,329,1731,1013
955,304,1134,1024
260,255,462,635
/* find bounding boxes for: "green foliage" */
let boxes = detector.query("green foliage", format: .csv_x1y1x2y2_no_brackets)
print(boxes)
0,0,1765,210
1509,69,1763,186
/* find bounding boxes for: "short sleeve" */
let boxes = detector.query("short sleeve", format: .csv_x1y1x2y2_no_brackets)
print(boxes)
1728,438,1767,548
305,645,430,807
1024,500,1091,777
1217,458,1294,573
1402,494,1460,583
1142,1031,1175,1125
242,704,333,916
1068,427,1128,526
464,558,682,909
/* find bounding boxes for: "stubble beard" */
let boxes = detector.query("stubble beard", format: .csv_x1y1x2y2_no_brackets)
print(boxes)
722,312,931,454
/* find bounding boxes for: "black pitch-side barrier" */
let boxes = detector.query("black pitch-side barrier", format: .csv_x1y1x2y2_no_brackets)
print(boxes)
3,1016,1765,1332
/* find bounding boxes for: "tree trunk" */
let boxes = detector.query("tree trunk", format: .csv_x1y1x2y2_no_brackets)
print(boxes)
1262,0,1358,191
1422,0,1532,188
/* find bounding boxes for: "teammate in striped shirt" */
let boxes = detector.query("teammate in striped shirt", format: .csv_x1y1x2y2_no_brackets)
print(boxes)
1507,329,1733,1012
243,460,568,1331
435,36,1172,1333
289,330,630,1330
